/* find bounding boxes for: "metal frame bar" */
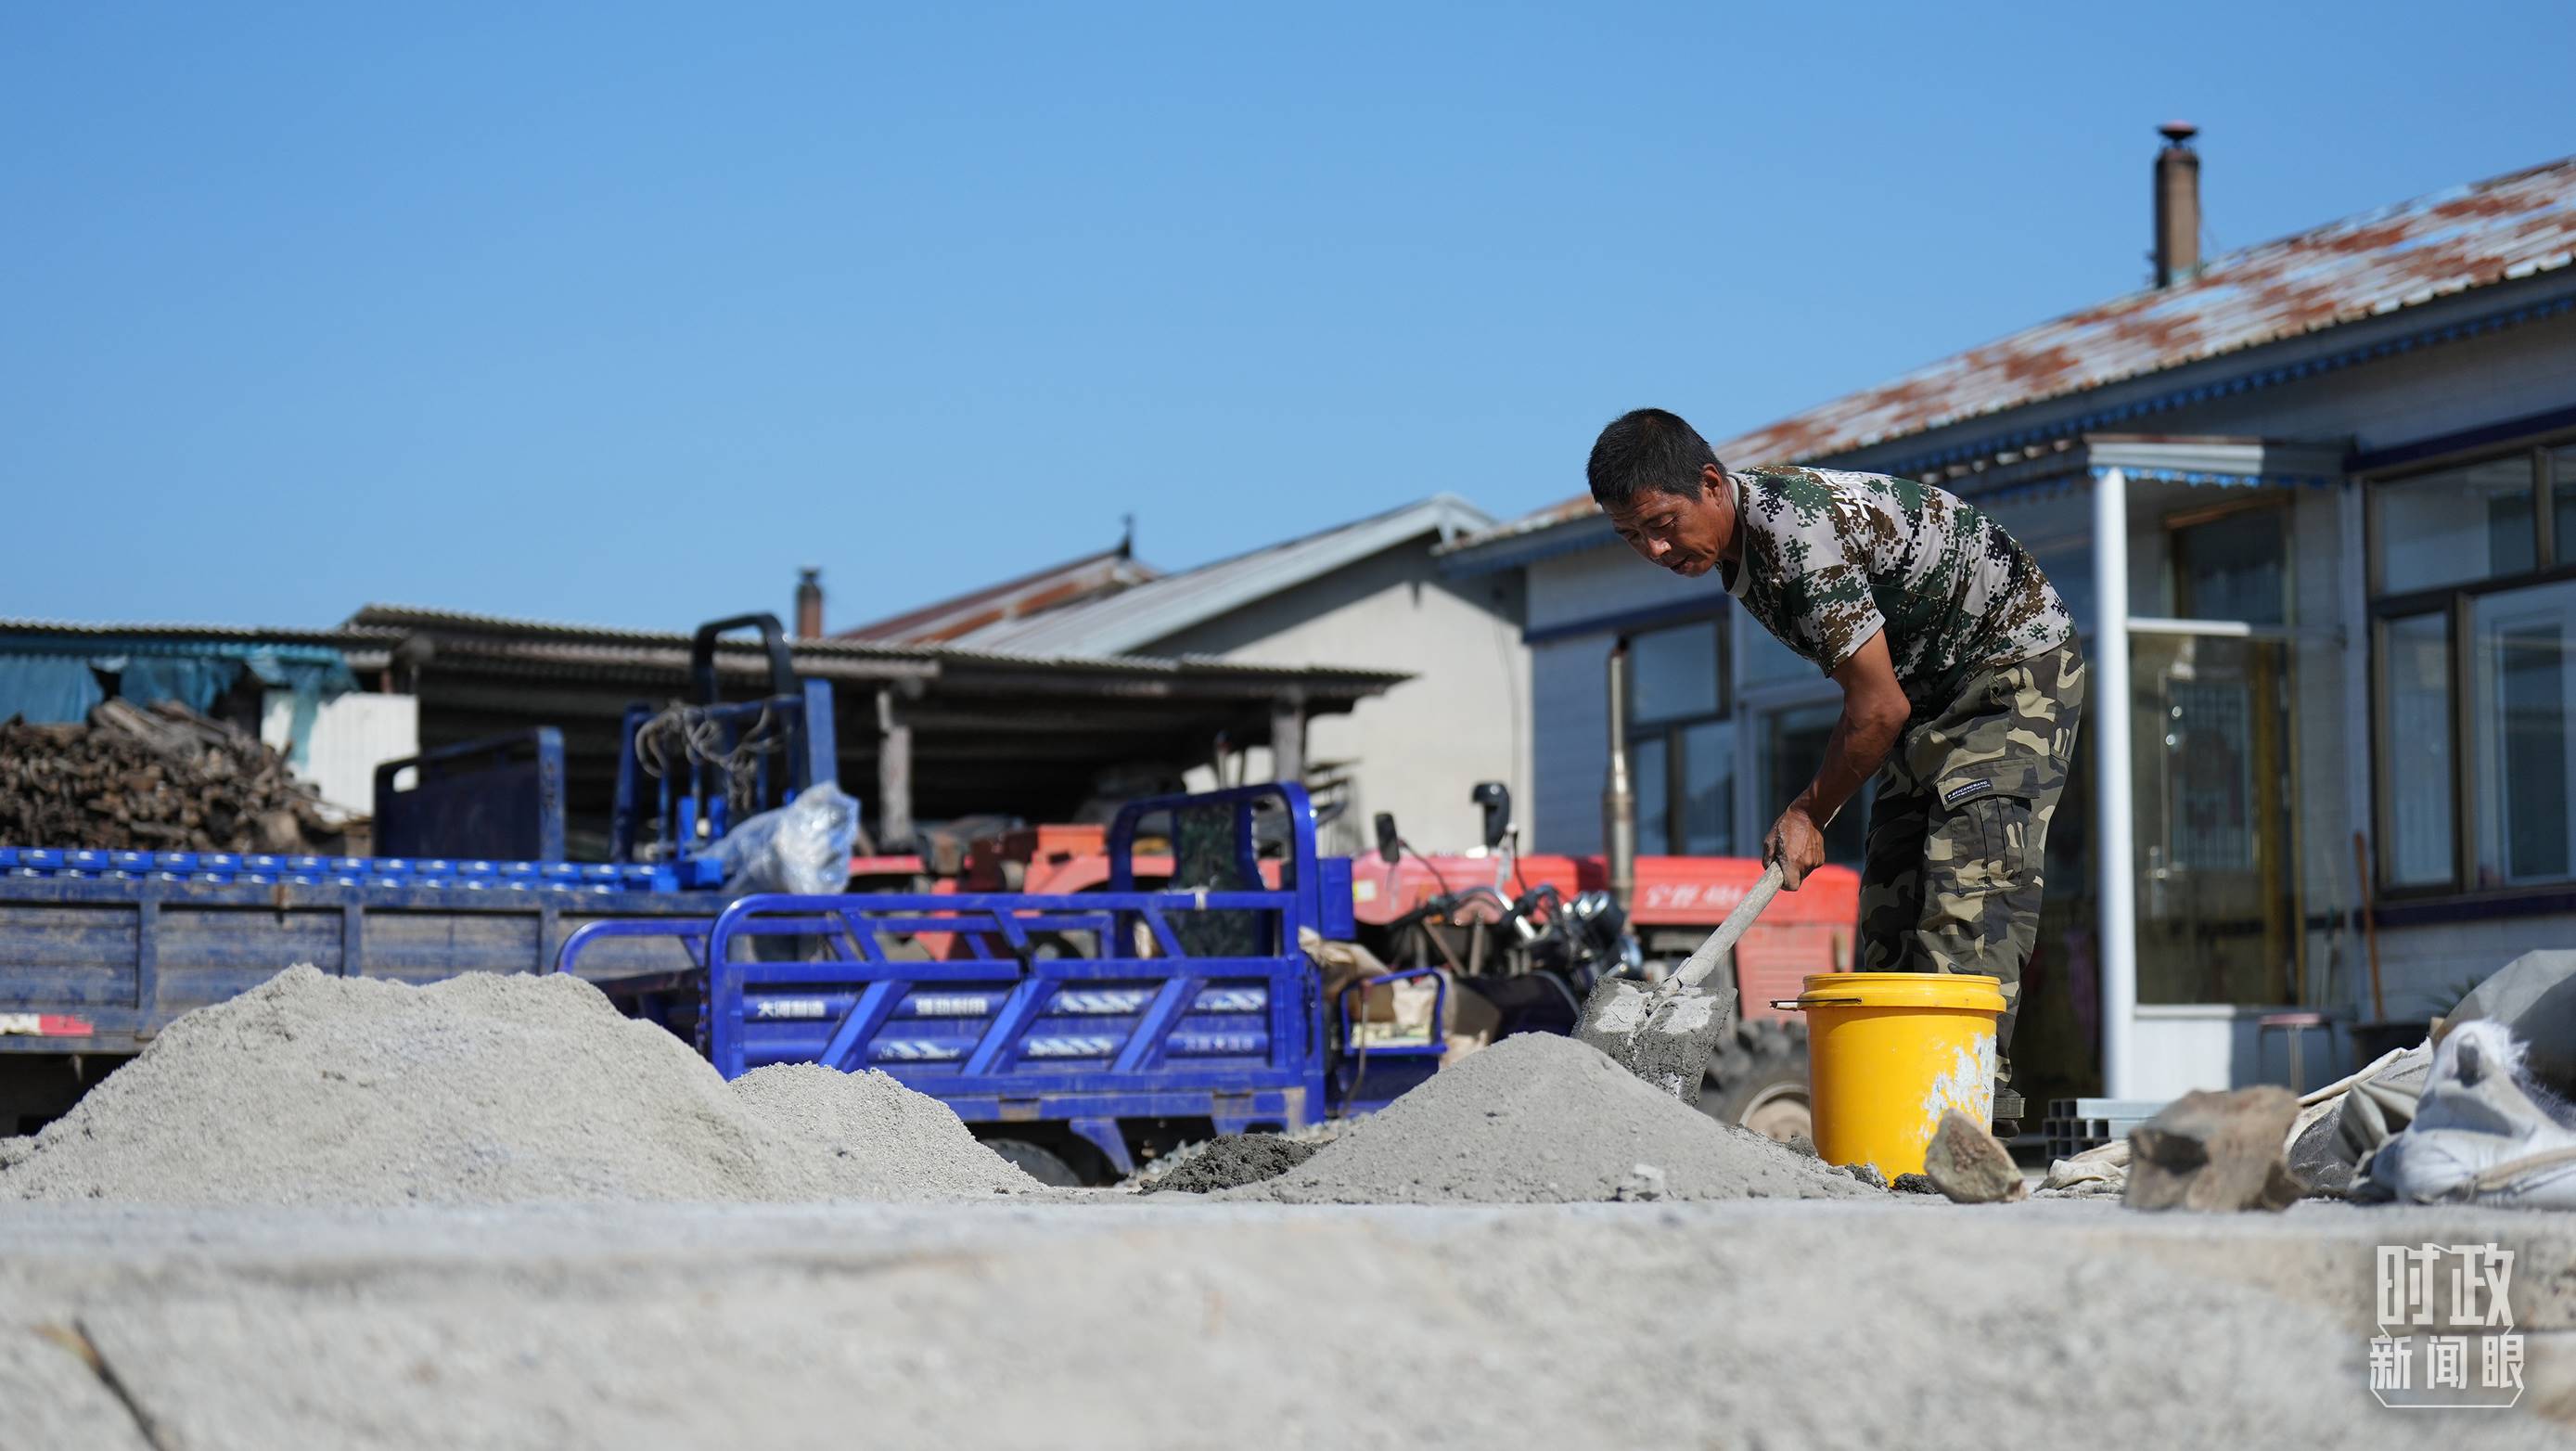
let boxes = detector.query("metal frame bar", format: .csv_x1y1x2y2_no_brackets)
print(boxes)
2095,466,2138,1098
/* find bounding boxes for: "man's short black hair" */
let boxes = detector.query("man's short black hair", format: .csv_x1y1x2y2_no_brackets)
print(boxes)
1587,408,1724,509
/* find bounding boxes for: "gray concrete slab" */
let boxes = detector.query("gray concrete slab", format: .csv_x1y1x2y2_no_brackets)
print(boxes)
4,1198,2572,1450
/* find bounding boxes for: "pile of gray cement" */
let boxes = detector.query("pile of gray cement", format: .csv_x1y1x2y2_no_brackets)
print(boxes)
1227,1033,1874,1204
1139,1133,1321,1194
0,966,1034,1206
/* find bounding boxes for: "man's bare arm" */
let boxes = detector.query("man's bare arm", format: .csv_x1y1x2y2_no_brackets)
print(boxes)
1764,630,1910,888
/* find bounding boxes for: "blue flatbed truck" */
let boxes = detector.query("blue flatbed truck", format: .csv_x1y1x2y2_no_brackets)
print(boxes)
0,786,1433,1182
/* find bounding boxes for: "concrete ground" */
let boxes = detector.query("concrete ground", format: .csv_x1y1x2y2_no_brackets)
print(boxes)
4,1197,2571,1450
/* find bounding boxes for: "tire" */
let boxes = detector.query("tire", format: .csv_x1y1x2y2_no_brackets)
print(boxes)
1699,1020,1812,1144
984,1137,1085,1188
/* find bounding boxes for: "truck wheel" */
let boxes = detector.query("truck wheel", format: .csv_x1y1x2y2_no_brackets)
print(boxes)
984,1138,1084,1188
1700,1020,1811,1144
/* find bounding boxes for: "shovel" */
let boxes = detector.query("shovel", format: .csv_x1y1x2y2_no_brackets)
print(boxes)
1573,860,1785,1103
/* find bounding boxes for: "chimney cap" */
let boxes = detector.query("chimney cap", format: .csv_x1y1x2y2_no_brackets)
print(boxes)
799,566,821,584
2158,121,2199,146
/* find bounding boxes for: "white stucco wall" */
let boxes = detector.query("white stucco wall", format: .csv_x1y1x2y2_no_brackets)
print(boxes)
1146,544,1530,855
1523,542,1715,633
1518,542,1737,854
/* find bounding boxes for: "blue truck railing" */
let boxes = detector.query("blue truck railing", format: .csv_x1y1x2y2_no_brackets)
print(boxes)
556,782,1419,1174
0,868,729,1055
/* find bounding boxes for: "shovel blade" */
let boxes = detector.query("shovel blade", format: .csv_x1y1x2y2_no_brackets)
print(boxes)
1573,978,1737,1106
1573,978,1655,1058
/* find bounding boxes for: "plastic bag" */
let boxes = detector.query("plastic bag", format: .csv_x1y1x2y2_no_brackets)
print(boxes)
2366,1021,2576,1209
708,781,858,896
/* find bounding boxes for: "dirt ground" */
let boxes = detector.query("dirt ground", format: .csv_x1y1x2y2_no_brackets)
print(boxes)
5,1197,2570,1450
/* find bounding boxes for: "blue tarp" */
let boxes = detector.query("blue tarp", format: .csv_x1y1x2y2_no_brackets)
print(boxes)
91,655,241,715
0,656,106,725
0,637,359,755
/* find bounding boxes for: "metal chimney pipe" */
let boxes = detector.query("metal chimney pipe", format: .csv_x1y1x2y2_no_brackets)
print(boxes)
2154,122,2201,288
1602,637,1636,915
794,567,824,640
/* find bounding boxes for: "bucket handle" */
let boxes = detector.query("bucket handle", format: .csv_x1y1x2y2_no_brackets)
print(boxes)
1771,996,1865,1010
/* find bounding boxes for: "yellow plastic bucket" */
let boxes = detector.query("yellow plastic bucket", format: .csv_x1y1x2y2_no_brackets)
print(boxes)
1775,972,2006,1178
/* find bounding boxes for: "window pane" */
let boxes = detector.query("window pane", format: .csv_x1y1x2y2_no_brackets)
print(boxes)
2383,612,2454,888
1758,704,1866,867
2553,446,2576,564
2173,511,2287,624
1630,622,1720,724
1633,734,1670,854
1736,613,1815,688
2379,457,2536,594
1677,719,1735,855
2471,582,2576,887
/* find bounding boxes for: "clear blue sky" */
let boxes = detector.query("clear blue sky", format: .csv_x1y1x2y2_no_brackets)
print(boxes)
4,2,2570,635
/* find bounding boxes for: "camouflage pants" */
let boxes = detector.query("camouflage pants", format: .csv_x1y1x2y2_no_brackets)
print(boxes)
1857,641,2085,1058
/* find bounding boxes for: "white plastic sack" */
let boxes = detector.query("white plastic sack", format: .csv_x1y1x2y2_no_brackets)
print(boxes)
2037,1139,2128,1198
2367,1021,2576,1210
709,782,859,896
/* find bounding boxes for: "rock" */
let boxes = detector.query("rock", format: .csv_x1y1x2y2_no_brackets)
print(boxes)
1923,1110,2026,1203
1613,1163,1669,1201
2123,1086,2304,1213
1839,1162,1889,1190
1890,1173,1940,1195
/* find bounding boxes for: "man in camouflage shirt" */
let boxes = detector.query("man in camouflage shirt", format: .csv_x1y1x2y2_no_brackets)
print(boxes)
1587,408,2084,1123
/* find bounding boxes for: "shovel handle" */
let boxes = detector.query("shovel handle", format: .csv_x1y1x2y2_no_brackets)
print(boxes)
1670,861,1786,992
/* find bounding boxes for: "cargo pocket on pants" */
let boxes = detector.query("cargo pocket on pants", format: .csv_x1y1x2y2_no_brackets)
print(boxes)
1932,764,2042,897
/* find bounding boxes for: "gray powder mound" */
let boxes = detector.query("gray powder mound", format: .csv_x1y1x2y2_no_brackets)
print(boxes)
0,965,1035,1206
731,1063,1032,1201
1228,1033,1873,1204
1124,1117,1346,1190
1140,1134,1321,1194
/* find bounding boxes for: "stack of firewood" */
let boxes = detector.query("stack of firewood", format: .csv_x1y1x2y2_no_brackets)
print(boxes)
0,699,340,852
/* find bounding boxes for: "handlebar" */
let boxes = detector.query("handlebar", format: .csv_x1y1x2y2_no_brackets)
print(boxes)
688,613,798,705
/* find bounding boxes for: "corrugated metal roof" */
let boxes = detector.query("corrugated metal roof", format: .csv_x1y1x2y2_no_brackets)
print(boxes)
1457,153,2576,554
944,494,1494,656
339,603,1408,687
0,618,400,647
837,546,1159,644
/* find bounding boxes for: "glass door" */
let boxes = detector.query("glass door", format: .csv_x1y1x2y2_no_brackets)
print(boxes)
2129,630,2301,1004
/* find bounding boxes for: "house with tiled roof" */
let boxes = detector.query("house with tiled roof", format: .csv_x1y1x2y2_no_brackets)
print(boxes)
823,496,1522,854
1442,128,2576,1105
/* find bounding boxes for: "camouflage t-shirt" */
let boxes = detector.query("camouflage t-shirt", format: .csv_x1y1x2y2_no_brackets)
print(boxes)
1720,466,2072,706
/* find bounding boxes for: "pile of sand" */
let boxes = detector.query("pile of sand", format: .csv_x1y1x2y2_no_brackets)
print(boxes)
1226,1033,1873,1204
0,966,1034,1206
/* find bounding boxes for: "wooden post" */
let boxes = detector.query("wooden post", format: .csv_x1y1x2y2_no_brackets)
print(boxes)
876,688,914,851
1269,693,1305,786
2353,829,2385,1022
